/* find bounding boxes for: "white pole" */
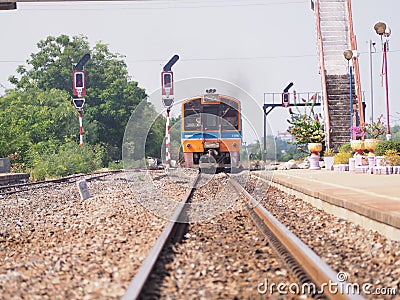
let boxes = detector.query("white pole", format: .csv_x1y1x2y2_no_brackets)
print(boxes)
79,110,83,147
165,108,171,169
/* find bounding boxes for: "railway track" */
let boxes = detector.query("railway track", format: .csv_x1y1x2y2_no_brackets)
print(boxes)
0,170,122,195
122,171,200,299
1,169,397,299
228,174,364,300
123,171,364,299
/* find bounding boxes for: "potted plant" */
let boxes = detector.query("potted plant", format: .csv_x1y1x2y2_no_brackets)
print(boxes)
349,125,365,155
364,115,386,156
323,148,334,170
383,149,400,174
333,151,352,171
287,100,325,170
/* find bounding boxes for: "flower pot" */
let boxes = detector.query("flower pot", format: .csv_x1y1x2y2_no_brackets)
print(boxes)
323,156,334,170
393,166,400,174
350,140,365,155
307,143,323,156
367,156,376,169
333,164,349,172
349,158,356,171
376,156,384,166
364,138,380,156
308,155,321,170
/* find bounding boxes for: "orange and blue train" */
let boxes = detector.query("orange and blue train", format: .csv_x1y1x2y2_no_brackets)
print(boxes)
181,93,242,171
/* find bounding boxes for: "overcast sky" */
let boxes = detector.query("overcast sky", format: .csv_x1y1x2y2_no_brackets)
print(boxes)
1,0,400,143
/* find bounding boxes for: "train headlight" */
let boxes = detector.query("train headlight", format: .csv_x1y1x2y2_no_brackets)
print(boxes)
233,142,237,148
186,143,191,148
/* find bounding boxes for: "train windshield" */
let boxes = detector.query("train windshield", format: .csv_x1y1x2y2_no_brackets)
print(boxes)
220,104,238,130
183,97,240,131
202,105,219,130
183,98,202,130
220,97,239,130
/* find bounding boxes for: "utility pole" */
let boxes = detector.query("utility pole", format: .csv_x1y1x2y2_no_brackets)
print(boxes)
368,40,375,122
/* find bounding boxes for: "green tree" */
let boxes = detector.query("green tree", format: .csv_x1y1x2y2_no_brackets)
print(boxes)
9,35,90,92
146,115,167,159
0,88,76,160
168,116,182,161
391,125,400,140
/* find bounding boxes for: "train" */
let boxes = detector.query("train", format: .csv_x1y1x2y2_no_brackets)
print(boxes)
181,92,242,171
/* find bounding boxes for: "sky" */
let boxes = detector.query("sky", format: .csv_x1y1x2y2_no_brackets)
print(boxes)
1,0,400,143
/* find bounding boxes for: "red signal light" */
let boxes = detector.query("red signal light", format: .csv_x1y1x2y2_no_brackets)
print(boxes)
72,70,86,96
162,72,173,89
76,74,83,87
161,71,174,103
74,72,85,89
282,92,290,107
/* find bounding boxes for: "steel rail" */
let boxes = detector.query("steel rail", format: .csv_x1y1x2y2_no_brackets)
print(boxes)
0,170,122,195
122,172,200,300
228,175,365,300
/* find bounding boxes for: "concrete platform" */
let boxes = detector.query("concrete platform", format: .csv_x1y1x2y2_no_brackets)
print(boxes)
255,169,400,241
0,173,30,185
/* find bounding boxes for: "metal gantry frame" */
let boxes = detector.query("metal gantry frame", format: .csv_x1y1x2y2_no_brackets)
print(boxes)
262,92,321,161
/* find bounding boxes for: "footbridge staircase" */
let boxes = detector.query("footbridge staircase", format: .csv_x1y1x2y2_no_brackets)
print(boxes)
313,0,364,150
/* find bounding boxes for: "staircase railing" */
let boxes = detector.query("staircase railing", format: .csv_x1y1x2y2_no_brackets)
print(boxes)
346,0,365,124
314,0,331,149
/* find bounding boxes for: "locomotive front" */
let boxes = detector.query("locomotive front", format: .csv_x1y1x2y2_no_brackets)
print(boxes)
181,93,242,171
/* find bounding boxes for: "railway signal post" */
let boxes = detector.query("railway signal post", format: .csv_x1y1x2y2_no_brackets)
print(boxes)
72,54,90,147
162,55,179,170
281,82,293,108
262,83,294,161
72,71,86,147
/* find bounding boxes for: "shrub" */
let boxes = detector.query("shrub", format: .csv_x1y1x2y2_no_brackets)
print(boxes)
383,149,400,166
108,160,123,170
339,143,352,153
334,152,352,164
29,141,103,181
374,140,400,156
